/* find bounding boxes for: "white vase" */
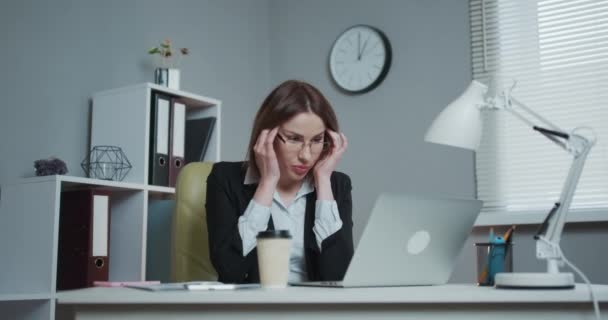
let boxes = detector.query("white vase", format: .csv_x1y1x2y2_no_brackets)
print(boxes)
167,68,180,90
154,68,180,90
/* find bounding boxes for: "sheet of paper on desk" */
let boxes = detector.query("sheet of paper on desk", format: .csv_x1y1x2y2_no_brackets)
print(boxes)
126,281,260,291
186,283,261,290
126,281,218,291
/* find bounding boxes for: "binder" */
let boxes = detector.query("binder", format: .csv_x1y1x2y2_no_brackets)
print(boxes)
149,92,170,186
184,117,216,163
57,189,111,290
168,100,186,187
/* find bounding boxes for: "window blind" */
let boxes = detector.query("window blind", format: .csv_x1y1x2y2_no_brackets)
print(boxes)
470,0,608,216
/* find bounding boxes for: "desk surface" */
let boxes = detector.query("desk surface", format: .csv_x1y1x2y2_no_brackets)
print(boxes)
57,283,608,305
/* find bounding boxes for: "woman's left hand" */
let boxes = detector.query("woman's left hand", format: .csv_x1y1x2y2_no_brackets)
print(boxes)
313,130,348,182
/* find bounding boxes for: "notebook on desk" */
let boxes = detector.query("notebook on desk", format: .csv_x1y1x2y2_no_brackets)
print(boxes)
126,281,259,291
291,193,482,288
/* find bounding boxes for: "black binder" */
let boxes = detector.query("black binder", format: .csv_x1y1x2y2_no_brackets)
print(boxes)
149,92,171,186
185,117,216,163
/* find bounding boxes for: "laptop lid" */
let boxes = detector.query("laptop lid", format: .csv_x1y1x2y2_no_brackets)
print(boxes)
341,193,482,287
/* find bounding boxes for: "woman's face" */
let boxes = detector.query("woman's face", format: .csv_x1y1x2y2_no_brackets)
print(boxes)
274,112,326,184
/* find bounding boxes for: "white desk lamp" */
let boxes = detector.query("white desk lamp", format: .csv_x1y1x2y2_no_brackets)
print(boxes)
425,80,596,288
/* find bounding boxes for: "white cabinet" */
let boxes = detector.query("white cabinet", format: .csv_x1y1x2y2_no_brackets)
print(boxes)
91,82,222,185
0,84,221,320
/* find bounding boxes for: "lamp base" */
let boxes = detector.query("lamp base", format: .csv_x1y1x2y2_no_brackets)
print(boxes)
495,272,575,289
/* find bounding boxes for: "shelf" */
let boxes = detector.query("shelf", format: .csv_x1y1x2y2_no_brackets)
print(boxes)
0,293,52,302
8,175,148,192
474,208,608,226
90,82,221,186
147,185,175,195
0,83,221,320
93,83,221,109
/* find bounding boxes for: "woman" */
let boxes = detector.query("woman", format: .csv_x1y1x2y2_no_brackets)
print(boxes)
205,80,353,284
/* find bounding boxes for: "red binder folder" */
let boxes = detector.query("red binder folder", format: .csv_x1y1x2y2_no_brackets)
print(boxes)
149,92,170,186
57,189,111,290
168,100,186,187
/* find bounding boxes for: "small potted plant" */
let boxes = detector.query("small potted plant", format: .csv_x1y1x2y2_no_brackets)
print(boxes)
149,39,189,90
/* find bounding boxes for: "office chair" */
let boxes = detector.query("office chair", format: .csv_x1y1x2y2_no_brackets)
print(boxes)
170,161,218,282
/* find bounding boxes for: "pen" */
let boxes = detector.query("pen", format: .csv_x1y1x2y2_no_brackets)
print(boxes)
503,225,516,243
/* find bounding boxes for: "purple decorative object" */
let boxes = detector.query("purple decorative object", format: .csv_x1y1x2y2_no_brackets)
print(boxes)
34,157,68,176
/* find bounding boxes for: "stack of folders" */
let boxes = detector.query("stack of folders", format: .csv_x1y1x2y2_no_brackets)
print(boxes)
149,91,216,187
149,92,185,187
126,281,259,291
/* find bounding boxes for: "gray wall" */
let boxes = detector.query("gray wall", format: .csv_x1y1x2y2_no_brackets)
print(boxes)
268,0,475,270
267,0,608,285
1,0,606,285
0,0,270,184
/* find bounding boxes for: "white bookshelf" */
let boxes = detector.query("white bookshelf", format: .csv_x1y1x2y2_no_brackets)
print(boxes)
0,293,53,302
91,82,221,185
0,84,221,320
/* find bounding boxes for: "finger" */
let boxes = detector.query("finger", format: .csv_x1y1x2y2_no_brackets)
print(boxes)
255,129,269,153
267,127,279,144
327,130,341,149
265,127,278,149
338,133,348,152
266,127,279,155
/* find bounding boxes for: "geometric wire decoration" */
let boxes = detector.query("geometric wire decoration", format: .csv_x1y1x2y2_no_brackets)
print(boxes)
81,145,132,181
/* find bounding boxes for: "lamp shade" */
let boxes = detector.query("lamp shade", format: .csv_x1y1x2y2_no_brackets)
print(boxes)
424,80,488,151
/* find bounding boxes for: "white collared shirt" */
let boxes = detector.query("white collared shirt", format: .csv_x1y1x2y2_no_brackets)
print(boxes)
238,168,343,283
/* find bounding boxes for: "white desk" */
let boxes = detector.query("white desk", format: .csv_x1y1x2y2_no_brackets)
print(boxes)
56,284,608,320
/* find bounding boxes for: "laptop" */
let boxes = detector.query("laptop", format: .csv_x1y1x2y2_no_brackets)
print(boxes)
292,193,482,288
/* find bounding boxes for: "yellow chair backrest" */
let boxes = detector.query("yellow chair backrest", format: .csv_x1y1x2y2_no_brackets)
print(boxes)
170,162,218,282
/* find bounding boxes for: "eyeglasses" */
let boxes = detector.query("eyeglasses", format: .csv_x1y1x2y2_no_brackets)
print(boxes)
276,133,329,154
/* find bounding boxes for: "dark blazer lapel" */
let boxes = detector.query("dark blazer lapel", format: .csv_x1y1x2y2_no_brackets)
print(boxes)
304,192,319,253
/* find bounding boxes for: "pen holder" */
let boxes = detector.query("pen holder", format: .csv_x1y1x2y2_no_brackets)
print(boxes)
475,242,513,286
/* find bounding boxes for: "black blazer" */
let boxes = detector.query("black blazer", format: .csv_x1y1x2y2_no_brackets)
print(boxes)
205,161,354,284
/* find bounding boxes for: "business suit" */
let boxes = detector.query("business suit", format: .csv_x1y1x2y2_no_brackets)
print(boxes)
205,161,354,284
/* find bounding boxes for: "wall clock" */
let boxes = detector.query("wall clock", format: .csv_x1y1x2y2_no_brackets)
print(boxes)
329,25,392,94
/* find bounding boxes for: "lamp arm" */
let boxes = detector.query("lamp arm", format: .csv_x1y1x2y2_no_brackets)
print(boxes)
507,107,570,150
544,140,593,243
497,89,597,267
506,97,570,151
508,96,565,133
535,140,593,274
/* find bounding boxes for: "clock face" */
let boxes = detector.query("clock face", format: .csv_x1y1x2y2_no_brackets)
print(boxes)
329,25,391,94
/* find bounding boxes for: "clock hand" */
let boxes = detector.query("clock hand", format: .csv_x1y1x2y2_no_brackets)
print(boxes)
357,32,361,61
360,36,370,59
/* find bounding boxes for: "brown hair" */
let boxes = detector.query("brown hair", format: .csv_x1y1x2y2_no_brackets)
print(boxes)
245,80,339,174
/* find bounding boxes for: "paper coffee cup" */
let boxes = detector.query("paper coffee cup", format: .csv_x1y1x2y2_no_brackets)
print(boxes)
256,230,292,288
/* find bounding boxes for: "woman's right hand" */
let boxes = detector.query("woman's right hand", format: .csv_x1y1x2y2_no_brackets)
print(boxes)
253,127,280,186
